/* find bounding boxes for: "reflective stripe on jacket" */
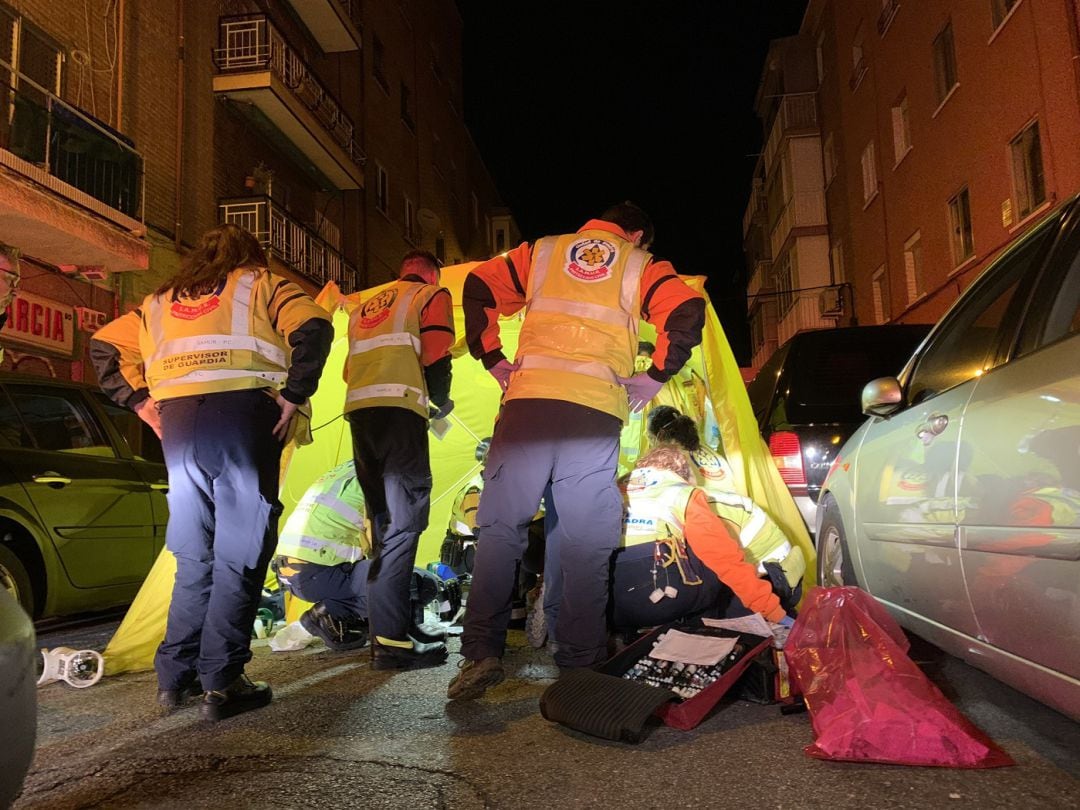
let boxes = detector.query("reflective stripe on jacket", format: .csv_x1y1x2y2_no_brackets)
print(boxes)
705,490,804,587
344,280,440,418
508,229,650,422
277,460,368,566
139,270,289,399
621,466,702,587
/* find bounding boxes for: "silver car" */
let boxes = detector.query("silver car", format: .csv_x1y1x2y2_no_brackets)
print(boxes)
816,197,1080,722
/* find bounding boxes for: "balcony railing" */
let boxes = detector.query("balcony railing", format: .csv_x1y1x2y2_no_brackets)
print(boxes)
769,190,827,259
213,15,365,169
0,65,143,221
777,294,836,349
748,260,773,300
220,196,358,292
849,56,869,91
764,92,818,170
742,182,769,238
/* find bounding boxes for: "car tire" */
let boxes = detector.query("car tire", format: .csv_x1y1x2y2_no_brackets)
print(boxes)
816,499,857,588
0,541,35,617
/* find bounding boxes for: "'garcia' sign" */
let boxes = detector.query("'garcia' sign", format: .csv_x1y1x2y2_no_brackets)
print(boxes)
1,290,75,356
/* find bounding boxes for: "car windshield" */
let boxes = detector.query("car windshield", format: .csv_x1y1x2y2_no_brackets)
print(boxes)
787,327,930,423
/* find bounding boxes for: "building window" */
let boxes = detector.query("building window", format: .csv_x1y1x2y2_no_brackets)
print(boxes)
823,132,836,186
904,231,924,304
373,35,388,92
948,186,974,266
815,31,825,84
878,0,900,35
375,163,389,215
861,140,878,205
471,192,480,230
1010,121,1045,219
892,93,912,164
400,81,414,131
776,253,794,314
404,195,416,243
991,0,1021,30
872,265,889,324
830,240,846,283
850,30,867,90
494,226,506,254
435,235,445,264
932,21,958,105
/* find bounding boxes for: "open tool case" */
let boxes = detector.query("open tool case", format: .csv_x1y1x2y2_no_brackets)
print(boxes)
539,619,772,742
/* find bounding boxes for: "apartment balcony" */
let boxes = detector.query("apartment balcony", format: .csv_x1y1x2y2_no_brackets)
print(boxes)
0,70,147,272
751,338,779,375
747,259,773,301
776,293,839,349
213,15,365,191
763,92,818,171
769,190,827,259
741,182,768,238
220,196,359,293
285,0,363,52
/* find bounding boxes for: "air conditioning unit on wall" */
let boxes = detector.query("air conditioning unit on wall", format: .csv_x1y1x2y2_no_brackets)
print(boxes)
819,287,844,317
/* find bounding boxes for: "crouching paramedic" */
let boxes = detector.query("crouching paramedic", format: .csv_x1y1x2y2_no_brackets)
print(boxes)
90,224,332,721
611,446,797,633
275,460,449,651
344,249,454,670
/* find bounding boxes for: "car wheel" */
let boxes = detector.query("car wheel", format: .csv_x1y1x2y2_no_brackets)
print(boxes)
0,541,34,616
817,499,857,587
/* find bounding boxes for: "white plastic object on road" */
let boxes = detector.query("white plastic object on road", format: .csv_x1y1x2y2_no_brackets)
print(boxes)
37,647,104,688
268,620,317,652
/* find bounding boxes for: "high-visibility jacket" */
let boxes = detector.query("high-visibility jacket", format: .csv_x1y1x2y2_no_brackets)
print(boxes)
689,445,738,495
621,466,703,586
705,490,805,588
448,473,484,536
344,279,444,419
137,270,291,400
510,229,652,422
277,460,368,566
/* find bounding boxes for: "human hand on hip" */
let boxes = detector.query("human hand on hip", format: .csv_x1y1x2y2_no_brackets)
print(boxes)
616,372,664,412
272,394,299,441
134,397,162,439
488,359,518,392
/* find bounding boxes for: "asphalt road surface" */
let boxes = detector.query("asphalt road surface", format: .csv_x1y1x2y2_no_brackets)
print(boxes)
14,616,1080,809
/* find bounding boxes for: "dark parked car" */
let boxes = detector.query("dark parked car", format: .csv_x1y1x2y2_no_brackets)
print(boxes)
0,373,167,618
746,324,932,535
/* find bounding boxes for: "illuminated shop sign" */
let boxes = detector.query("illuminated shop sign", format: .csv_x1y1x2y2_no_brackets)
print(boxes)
1,290,75,355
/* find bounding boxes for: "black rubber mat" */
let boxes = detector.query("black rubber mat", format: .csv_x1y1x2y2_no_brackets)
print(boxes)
539,668,677,743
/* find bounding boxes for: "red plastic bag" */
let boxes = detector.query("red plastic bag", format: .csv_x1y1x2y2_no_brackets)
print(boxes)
784,587,1014,768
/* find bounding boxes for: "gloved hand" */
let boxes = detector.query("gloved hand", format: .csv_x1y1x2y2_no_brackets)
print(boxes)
778,615,795,629
432,398,454,420
616,371,665,412
488,359,518,392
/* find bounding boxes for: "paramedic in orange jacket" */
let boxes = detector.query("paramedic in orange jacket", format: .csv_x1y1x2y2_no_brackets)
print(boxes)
448,201,705,700
90,224,332,721
344,249,454,670
612,446,795,632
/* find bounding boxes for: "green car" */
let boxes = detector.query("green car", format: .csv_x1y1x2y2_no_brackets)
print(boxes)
0,373,167,618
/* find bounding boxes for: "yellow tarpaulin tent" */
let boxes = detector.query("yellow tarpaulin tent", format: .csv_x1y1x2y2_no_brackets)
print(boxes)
102,265,815,675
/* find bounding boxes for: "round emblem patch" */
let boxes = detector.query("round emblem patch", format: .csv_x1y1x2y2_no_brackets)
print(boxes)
170,297,220,320
359,288,398,329
565,238,617,283
691,448,728,481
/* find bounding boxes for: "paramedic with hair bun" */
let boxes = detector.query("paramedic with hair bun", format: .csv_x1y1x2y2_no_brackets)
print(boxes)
90,223,333,721
448,201,705,701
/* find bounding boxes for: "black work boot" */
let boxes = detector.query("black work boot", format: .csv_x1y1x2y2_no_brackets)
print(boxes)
409,623,449,644
156,676,203,710
371,637,448,670
200,674,272,722
301,602,369,651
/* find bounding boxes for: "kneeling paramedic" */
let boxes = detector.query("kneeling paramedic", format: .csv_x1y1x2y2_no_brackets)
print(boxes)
275,460,451,650
344,250,454,670
90,224,332,721
612,446,799,634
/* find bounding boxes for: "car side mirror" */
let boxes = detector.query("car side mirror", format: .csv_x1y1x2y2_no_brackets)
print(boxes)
862,376,903,418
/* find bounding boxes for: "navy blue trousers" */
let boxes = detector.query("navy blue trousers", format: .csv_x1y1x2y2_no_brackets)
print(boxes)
347,407,431,642
278,558,371,619
156,389,283,692
609,545,725,631
462,398,623,668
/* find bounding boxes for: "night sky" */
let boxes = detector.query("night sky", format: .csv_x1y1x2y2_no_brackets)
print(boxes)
458,1,808,365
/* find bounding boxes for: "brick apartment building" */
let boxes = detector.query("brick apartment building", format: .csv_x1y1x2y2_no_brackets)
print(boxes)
0,0,516,381
744,0,1080,374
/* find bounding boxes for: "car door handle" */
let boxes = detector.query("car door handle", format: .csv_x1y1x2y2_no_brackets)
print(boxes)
916,414,949,445
150,481,170,491
33,471,72,487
